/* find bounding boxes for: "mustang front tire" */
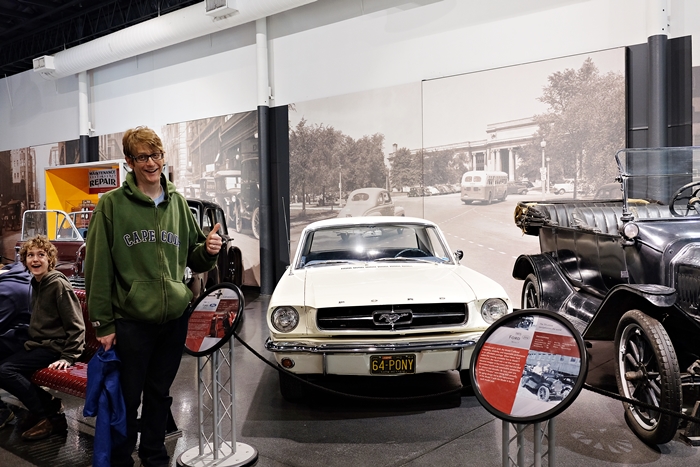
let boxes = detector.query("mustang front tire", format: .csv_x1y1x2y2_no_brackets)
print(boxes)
279,368,306,402
614,310,682,445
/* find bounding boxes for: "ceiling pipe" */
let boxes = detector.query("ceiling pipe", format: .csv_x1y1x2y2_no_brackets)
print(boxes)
34,0,317,80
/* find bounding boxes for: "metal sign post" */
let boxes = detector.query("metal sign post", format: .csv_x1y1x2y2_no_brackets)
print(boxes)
471,309,588,467
177,283,258,467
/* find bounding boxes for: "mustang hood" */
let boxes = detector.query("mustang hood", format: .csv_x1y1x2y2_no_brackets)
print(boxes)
303,263,478,308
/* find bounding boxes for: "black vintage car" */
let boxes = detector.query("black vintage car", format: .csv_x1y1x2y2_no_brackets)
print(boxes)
186,198,244,296
512,147,700,445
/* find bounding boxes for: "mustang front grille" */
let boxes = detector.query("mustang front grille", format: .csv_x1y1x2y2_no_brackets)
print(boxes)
316,303,467,331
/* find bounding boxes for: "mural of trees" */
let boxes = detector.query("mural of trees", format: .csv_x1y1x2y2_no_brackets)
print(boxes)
518,58,625,194
289,118,387,213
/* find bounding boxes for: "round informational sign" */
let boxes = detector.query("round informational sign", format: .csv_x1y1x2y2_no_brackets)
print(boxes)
183,282,245,357
469,309,588,424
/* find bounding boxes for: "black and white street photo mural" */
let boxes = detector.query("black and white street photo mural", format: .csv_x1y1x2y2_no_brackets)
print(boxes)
287,48,626,301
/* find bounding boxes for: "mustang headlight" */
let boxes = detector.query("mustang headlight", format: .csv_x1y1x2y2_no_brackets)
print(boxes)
271,306,299,333
481,298,508,323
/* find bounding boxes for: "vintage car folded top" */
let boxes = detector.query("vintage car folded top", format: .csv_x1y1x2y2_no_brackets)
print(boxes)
266,216,512,401
512,146,700,445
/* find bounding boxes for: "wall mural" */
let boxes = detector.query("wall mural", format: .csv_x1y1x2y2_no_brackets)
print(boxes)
287,49,627,301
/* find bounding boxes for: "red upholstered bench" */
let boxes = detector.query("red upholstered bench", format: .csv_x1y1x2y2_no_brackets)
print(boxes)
31,289,99,398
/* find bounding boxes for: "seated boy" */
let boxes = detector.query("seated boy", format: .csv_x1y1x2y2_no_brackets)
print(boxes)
0,235,85,440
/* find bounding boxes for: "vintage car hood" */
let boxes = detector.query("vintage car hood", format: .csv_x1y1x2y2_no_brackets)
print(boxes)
301,263,482,308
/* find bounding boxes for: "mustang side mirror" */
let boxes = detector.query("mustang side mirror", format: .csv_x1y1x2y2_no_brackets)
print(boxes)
454,250,463,261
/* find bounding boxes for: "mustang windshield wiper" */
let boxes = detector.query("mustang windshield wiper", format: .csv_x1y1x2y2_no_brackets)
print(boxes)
373,257,436,264
302,259,360,268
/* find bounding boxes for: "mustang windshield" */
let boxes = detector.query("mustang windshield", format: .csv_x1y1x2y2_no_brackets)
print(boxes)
297,223,453,268
615,147,700,218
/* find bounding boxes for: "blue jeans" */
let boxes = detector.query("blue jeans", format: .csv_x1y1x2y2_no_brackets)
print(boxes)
110,313,188,467
0,346,60,417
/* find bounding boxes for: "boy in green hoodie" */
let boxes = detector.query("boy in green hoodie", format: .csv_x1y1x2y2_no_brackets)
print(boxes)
0,235,85,440
85,126,222,467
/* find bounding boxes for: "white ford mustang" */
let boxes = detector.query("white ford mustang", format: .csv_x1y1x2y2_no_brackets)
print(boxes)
266,216,512,401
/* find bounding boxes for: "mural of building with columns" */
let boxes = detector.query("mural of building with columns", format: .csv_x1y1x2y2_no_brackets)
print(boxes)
419,117,538,182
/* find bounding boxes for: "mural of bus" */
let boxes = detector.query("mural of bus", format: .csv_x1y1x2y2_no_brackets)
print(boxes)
460,170,508,204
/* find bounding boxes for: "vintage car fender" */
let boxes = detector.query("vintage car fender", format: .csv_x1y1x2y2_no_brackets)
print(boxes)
583,284,676,340
512,253,576,311
513,253,678,341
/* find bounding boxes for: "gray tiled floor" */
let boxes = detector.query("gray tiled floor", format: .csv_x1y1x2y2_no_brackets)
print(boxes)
2,289,700,466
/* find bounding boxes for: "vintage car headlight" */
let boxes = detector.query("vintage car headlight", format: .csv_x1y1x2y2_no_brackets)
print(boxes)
481,298,508,323
622,222,640,239
271,306,300,333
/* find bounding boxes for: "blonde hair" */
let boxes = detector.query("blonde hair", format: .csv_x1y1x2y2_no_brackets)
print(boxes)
19,235,57,271
122,126,164,158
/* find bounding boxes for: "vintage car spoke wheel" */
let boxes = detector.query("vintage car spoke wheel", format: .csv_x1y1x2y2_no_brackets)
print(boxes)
279,368,306,402
670,181,700,216
537,385,550,401
614,310,682,445
252,207,260,239
521,273,541,309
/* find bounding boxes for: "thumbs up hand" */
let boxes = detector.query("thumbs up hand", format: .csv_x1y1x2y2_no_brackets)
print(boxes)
206,223,223,255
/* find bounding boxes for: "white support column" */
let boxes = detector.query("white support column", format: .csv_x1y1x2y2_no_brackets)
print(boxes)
256,18,270,107
78,71,89,136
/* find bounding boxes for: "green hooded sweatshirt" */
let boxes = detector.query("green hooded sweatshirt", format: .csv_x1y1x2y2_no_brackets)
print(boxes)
84,172,217,337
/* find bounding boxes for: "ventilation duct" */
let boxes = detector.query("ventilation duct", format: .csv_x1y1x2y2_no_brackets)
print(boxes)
35,0,317,80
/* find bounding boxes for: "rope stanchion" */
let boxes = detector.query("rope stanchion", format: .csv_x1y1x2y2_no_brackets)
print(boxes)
583,383,700,425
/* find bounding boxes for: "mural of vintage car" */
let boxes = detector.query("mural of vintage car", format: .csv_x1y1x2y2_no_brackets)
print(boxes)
215,156,260,239
337,187,405,218
512,146,700,445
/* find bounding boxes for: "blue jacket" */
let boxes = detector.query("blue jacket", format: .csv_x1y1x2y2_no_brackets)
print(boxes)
84,348,127,467
0,262,32,353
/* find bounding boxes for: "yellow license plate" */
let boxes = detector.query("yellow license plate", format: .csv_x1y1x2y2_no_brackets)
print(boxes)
370,354,415,374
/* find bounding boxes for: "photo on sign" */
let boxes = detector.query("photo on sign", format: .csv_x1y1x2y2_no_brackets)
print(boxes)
185,294,239,354
513,351,581,417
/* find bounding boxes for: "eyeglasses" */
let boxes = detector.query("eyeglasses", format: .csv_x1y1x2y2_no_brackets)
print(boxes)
130,152,165,163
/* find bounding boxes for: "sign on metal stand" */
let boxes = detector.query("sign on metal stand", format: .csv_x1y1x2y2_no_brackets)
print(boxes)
177,283,258,467
470,309,588,467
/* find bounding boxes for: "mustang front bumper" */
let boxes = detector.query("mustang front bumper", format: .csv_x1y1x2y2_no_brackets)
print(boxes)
264,336,480,375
